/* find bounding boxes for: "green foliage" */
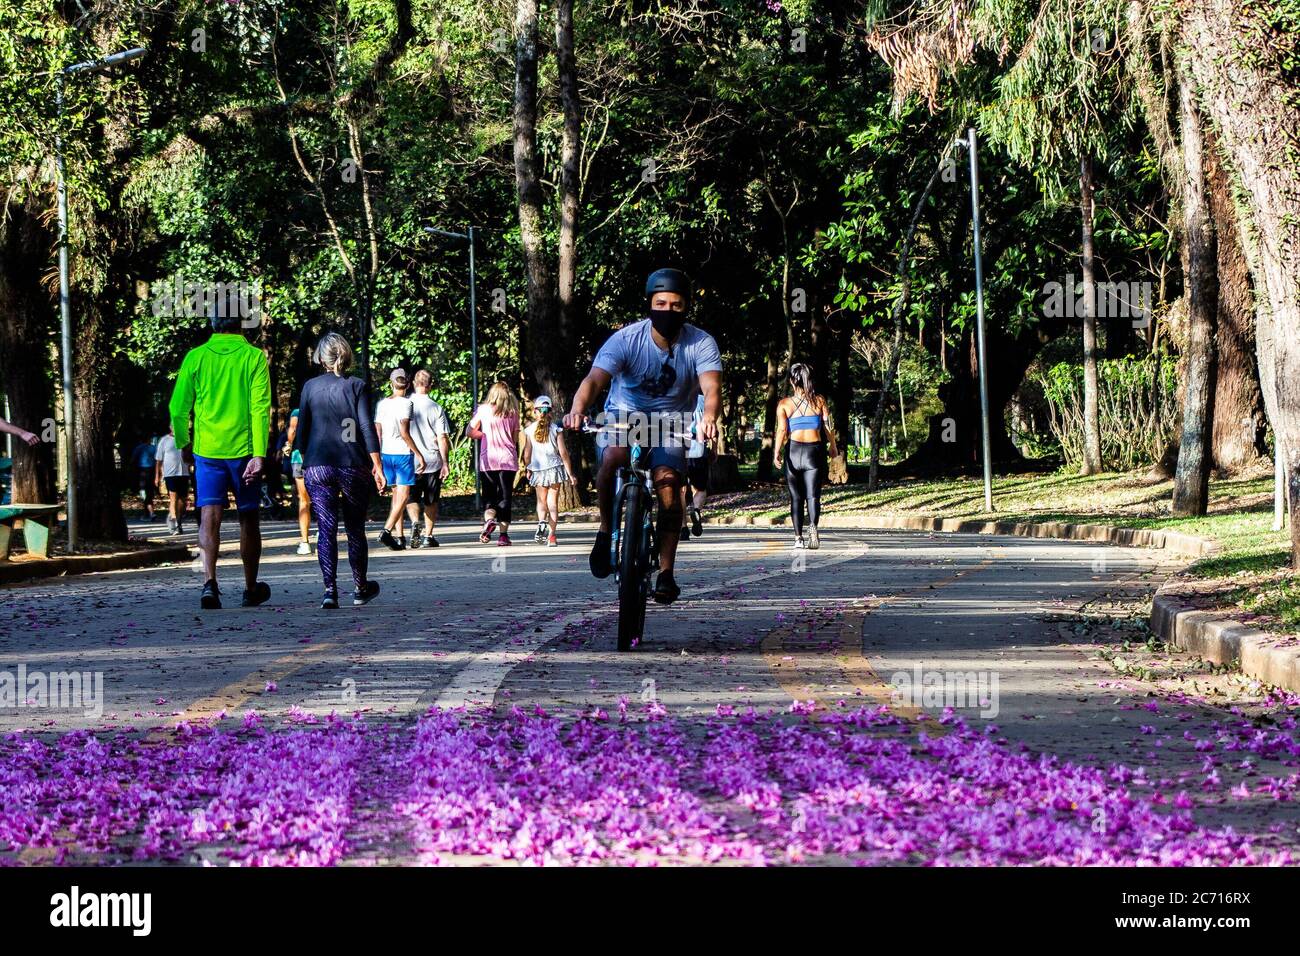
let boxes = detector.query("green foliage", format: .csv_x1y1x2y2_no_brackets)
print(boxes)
1034,352,1178,470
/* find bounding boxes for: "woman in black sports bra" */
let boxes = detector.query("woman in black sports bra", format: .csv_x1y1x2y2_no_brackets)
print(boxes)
773,363,838,549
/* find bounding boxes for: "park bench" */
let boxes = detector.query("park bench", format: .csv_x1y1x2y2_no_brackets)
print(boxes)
0,504,61,561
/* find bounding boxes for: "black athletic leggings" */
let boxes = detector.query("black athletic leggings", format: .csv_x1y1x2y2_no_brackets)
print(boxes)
785,440,826,536
481,469,515,523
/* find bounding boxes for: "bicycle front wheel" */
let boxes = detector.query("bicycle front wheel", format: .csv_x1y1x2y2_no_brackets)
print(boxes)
616,482,649,652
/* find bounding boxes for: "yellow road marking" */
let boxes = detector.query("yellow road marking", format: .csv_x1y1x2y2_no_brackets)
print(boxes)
154,642,340,733
761,555,1000,733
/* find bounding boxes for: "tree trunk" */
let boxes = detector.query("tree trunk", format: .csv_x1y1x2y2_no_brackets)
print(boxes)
0,189,57,504
1079,154,1103,475
72,295,127,541
1171,63,1219,516
552,0,584,510
1182,0,1300,562
555,0,580,355
868,144,948,489
513,0,556,396
1205,128,1267,474
833,314,852,446
756,345,784,481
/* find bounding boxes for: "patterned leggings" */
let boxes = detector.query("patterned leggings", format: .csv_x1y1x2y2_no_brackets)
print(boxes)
304,465,371,593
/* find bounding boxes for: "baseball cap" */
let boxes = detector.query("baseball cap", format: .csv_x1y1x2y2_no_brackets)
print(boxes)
533,395,552,410
389,368,408,383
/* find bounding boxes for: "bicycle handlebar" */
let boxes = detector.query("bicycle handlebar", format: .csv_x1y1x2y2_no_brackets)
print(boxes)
567,419,703,445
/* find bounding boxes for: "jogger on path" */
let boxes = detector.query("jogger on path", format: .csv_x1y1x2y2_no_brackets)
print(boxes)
520,395,577,546
467,382,520,547
168,310,273,609
295,333,384,608
773,362,838,550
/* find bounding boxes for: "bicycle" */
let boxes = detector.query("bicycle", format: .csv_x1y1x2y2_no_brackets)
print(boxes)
575,420,698,652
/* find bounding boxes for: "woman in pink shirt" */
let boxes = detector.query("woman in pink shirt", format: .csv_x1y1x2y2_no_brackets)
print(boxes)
467,382,521,545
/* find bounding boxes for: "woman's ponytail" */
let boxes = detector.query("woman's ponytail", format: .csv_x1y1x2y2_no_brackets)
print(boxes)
789,362,816,402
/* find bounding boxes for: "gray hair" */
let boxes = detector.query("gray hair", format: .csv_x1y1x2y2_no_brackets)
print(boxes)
313,332,353,375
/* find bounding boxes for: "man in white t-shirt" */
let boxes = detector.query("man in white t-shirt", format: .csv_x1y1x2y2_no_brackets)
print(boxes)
374,368,425,550
153,424,191,535
405,369,452,548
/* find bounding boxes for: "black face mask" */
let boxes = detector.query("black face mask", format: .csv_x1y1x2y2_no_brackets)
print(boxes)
649,307,686,341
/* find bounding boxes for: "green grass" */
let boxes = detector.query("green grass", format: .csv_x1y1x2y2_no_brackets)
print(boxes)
710,465,1300,633
709,466,1292,582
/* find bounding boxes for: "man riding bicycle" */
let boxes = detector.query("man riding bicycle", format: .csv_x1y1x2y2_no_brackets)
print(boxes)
563,268,722,604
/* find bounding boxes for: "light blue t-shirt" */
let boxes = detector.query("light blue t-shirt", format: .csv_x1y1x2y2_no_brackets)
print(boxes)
593,319,722,417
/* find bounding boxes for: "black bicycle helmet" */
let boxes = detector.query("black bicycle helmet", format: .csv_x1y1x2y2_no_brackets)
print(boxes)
645,268,692,306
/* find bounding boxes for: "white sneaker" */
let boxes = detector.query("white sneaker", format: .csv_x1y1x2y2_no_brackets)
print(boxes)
808,527,820,550
793,535,806,550
296,541,312,555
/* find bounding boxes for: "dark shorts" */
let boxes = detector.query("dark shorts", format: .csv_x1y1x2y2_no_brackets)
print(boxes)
194,455,260,511
686,455,709,493
413,472,443,506
163,475,190,496
137,468,155,493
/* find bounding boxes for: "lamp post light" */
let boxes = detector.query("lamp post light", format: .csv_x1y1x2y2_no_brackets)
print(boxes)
55,45,146,552
424,225,480,512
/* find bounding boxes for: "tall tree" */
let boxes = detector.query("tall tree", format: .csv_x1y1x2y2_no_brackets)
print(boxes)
0,191,56,504
1205,131,1267,474
513,0,557,398
1170,67,1217,514
1180,0,1300,560
1079,154,1103,475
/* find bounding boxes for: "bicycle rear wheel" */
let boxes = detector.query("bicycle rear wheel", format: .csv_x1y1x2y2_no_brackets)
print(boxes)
616,483,649,651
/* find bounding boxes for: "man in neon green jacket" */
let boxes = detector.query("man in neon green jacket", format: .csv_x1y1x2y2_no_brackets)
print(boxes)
169,313,273,610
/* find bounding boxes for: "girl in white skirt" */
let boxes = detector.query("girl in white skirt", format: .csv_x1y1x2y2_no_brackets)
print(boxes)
521,395,578,546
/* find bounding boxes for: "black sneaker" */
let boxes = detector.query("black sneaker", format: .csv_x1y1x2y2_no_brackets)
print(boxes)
409,532,424,550
200,579,221,610
379,529,404,551
690,508,703,538
425,535,440,548
353,580,380,606
589,531,612,579
653,571,681,605
534,521,547,544
241,581,272,607
321,590,339,609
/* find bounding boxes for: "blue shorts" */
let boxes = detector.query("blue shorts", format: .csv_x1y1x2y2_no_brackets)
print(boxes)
194,455,261,511
381,453,415,487
597,442,686,475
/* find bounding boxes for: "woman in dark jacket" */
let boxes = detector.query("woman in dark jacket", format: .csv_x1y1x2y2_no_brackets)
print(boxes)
295,332,385,608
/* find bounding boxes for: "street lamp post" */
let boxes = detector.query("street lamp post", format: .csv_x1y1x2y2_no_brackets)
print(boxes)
424,225,480,513
959,127,995,512
54,45,146,552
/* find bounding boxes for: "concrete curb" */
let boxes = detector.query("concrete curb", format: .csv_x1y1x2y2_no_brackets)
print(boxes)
704,512,1219,557
1150,585,1300,693
0,544,192,586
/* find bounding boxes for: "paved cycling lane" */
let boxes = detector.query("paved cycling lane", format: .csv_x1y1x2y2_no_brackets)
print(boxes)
4,519,1300,862
0,521,1165,733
